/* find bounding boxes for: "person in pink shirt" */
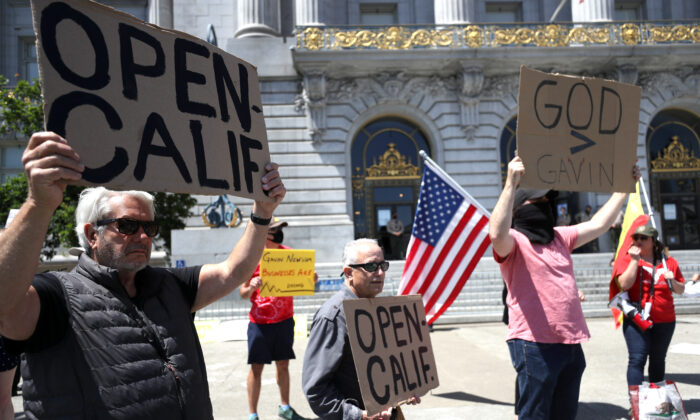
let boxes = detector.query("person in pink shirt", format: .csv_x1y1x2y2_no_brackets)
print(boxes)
489,156,639,420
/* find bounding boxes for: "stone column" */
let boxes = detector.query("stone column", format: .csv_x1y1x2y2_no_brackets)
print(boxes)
434,0,475,24
571,0,614,22
295,0,321,26
148,0,173,29
235,0,280,38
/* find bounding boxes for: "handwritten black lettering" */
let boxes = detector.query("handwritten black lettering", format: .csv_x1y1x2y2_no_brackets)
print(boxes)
240,134,262,194
213,54,251,131
47,91,126,183
191,120,229,189
134,112,192,183
119,23,165,100
389,305,407,347
403,302,423,344
376,306,391,349
41,2,110,90
174,38,216,118
367,356,389,404
389,354,406,395
355,309,376,353
600,87,622,134
566,82,593,130
534,80,561,129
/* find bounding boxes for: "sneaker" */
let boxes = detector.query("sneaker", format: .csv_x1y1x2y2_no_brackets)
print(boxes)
278,405,307,420
248,414,259,420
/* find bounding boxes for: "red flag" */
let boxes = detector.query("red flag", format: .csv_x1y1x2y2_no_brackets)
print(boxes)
398,158,490,325
609,214,649,328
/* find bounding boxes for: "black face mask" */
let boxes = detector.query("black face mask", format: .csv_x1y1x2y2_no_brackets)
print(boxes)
513,201,555,244
269,229,284,244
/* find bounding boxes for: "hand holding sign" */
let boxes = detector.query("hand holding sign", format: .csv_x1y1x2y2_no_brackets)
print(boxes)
516,66,641,193
24,132,85,210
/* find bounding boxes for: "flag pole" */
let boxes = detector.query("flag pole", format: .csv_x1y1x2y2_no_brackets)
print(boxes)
418,150,491,217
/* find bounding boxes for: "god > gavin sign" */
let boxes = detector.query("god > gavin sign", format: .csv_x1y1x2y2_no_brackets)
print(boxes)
516,66,640,193
30,0,271,200
259,249,315,297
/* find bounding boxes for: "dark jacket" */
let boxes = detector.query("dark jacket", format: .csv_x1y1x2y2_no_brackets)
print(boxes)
302,284,363,420
21,254,212,420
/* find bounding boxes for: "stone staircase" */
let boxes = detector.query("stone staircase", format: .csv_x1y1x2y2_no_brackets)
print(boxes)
196,250,700,325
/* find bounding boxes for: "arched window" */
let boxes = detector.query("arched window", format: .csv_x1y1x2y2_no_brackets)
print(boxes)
350,117,431,259
647,109,700,249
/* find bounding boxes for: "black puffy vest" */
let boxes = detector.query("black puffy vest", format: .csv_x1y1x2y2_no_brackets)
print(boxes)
21,255,213,419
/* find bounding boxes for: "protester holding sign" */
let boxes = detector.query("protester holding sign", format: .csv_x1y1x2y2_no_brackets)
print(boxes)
302,238,420,420
0,131,285,419
240,220,313,420
615,226,685,389
489,156,639,419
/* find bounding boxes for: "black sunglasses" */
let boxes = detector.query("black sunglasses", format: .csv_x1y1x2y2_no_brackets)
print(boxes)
348,261,390,273
96,218,159,237
632,235,650,241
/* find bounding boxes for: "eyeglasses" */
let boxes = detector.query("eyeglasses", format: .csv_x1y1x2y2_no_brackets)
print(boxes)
96,218,159,237
632,235,650,241
348,261,390,273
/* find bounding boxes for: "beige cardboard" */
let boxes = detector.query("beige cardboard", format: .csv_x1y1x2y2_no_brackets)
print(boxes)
343,295,439,415
516,66,641,193
30,0,271,200
259,249,316,297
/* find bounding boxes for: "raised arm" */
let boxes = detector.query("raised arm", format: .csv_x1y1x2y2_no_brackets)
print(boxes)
575,165,640,249
489,156,524,258
192,163,285,311
0,132,84,339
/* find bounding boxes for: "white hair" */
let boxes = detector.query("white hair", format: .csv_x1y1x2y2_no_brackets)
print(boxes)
342,238,379,267
75,187,155,254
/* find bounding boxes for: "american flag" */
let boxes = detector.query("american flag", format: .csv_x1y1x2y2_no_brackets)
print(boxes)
398,156,491,325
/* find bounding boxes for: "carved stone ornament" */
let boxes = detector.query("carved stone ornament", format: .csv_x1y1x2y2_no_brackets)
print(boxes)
326,72,459,103
639,69,700,97
481,75,519,98
616,64,638,86
460,67,484,139
301,72,328,144
650,136,700,172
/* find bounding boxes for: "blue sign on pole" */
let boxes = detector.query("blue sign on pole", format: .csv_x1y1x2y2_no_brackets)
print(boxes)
176,259,186,268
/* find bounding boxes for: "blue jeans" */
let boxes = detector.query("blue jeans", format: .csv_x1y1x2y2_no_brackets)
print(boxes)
623,319,675,386
507,339,586,420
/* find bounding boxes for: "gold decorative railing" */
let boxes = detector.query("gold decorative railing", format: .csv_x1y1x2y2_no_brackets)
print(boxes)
295,21,700,51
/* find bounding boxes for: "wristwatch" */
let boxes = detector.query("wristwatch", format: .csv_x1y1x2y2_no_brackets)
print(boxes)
250,212,272,226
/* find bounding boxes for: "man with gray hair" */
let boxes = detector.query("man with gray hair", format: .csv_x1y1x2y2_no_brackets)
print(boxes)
302,239,419,420
0,131,286,419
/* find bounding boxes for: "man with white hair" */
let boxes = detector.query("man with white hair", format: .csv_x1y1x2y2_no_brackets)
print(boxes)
0,131,286,419
302,239,418,420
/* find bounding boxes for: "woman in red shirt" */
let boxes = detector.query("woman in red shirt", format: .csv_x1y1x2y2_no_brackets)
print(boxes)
617,225,686,386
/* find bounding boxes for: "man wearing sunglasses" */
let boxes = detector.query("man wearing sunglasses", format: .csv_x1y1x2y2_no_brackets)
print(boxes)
302,239,419,420
490,156,640,420
0,131,285,419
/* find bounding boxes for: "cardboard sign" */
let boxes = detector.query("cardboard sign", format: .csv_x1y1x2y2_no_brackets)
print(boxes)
516,66,641,193
259,249,315,296
30,0,271,200
343,295,439,415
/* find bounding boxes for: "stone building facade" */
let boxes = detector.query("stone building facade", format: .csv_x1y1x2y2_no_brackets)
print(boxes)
1,0,699,263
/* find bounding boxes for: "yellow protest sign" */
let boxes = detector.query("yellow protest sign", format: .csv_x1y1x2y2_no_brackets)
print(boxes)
259,249,315,297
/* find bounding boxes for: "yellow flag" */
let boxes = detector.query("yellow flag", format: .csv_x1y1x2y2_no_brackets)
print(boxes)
615,181,644,259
